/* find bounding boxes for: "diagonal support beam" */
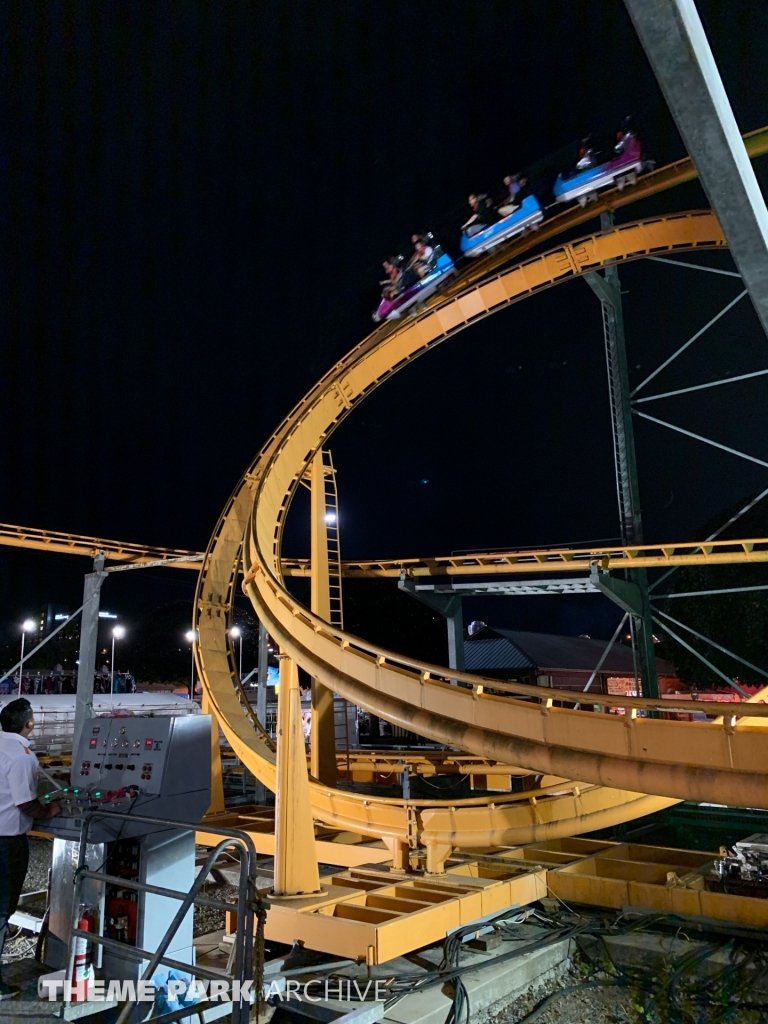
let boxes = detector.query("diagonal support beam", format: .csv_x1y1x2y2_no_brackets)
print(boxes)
649,484,768,593
624,0,768,339
646,256,741,278
631,290,747,396
634,410,768,469
582,612,629,695
651,616,750,698
653,606,768,681
634,368,768,404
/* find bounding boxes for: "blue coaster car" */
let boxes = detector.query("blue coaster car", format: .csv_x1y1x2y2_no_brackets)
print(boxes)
373,251,457,322
553,136,643,206
460,195,544,258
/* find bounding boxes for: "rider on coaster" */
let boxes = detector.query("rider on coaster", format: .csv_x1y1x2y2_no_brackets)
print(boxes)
498,174,531,217
407,233,437,279
462,194,499,237
575,137,596,171
380,258,402,299
613,118,637,157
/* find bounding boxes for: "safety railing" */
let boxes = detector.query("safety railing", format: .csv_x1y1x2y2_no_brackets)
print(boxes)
64,810,267,1024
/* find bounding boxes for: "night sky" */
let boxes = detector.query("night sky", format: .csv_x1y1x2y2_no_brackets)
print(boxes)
4,2,768,670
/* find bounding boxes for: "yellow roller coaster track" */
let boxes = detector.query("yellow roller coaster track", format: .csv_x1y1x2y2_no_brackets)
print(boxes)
5,520,768,579
9,132,766,874
190,125,768,872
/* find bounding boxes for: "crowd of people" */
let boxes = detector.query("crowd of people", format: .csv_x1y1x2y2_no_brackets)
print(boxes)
1,664,136,696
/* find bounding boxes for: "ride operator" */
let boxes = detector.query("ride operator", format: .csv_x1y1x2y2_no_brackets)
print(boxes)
0,698,60,1000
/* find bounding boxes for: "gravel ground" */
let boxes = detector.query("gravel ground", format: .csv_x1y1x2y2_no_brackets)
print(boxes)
1,838,51,964
194,882,238,937
23,837,52,893
477,955,766,1024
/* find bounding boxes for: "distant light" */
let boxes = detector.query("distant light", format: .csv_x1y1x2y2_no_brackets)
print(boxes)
420,479,429,485
22,619,36,632
54,613,70,621
324,513,336,524
112,626,126,639
230,626,241,638
99,612,118,619
185,630,197,642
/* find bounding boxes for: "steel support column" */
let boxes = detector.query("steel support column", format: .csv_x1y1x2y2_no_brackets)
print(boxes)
624,0,768,338
586,214,658,698
72,554,107,757
399,577,465,679
309,451,337,785
256,620,268,727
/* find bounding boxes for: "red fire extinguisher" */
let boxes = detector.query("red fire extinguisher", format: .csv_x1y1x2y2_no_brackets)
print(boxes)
71,906,96,1001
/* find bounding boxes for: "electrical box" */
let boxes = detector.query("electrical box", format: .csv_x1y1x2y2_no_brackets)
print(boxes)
44,714,211,980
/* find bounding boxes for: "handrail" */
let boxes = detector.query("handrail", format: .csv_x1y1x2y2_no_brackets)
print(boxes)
63,811,264,1024
246,579,768,719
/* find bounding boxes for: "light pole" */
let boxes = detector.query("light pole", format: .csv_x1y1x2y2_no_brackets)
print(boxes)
18,619,36,694
111,626,125,693
230,625,242,678
185,630,197,698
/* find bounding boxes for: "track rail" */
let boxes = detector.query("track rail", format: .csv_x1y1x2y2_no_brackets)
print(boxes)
22,134,767,866
193,194,768,867
4,525,768,577
0,522,202,569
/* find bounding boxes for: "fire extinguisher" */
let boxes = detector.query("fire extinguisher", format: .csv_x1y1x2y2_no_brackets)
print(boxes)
71,905,96,1001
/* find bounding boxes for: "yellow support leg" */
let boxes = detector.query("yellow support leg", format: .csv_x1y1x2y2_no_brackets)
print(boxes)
272,655,322,896
201,691,225,814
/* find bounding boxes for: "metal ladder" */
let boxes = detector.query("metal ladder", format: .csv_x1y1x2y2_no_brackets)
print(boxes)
320,449,344,630
319,450,353,780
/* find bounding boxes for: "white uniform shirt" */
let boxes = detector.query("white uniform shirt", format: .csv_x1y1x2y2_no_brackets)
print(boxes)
0,731,39,836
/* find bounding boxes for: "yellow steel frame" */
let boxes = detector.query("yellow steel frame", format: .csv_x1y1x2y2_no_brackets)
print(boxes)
221,836,768,961
6,517,768,578
0,522,202,569
193,184,768,873
281,536,768,577
11,132,768,880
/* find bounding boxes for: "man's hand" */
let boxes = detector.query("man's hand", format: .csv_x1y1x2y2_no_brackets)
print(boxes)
18,797,62,820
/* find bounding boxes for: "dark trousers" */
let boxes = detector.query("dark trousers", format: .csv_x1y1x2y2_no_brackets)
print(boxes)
0,834,30,960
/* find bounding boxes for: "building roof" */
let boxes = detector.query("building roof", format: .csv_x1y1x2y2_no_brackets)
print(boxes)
464,626,677,676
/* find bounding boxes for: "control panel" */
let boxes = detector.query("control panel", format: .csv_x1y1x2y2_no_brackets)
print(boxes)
77,716,175,791
45,713,211,841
